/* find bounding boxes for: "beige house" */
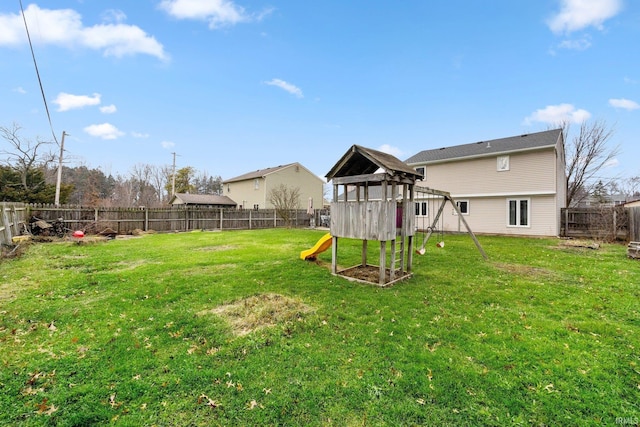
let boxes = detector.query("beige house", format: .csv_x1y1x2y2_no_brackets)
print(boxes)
223,162,325,210
405,129,566,237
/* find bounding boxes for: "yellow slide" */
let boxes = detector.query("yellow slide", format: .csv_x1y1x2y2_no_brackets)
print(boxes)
300,233,332,260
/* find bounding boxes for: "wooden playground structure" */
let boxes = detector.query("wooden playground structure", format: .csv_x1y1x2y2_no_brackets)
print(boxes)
325,145,486,287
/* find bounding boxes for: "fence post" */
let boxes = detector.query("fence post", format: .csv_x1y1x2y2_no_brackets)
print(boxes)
10,205,19,236
220,208,223,230
274,210,277,228
249,210,252,230
1,205,12,244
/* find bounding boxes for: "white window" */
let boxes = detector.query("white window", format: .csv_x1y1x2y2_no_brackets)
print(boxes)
507,198,529,227
227,184,231,193
254,179,259,190
415,166,426,180
454,200,469,215
415,201,428,216
497,155,510,171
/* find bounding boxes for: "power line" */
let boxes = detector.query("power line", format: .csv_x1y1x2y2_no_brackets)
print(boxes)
19,0,58,145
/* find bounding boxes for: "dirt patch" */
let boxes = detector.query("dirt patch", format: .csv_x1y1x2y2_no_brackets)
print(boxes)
338,264,410,286
557,240,600,250
199,293,314,336
493,262,557,280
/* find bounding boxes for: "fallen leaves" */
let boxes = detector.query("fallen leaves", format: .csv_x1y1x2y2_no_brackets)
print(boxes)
109,393,123,409
35,398,57,415
198,394,221,410
246,399,263,410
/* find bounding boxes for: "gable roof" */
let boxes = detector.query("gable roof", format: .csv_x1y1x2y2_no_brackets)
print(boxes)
405,129,563,165
169,193,236,206
223,162,324,184
326,145,422,181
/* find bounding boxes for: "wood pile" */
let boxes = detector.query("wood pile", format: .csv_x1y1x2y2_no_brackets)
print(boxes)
628,242,640,259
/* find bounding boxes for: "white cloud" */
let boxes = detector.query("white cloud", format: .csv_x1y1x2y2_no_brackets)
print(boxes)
13,86,26,94
604,157,619,168
132,131,150,138
100,104,117,114
159,0,269,29
101,9,127,24
84,123,125,139
547,0,623,34
556,36,592,51
377,144,404,158
609,98,640,110
0,5,167,60
523,103,591,125
265,79,303,98
161,140,176,149
54,92,101,112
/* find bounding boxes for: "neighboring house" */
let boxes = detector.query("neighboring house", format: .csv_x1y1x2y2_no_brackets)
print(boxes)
624,199,640,208
222,162,325,210
578,193,629,207
169,193,237,208
405,129,566,237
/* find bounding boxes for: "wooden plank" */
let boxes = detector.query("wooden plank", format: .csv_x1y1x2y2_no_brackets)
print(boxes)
379,240,386,285
331,173,415,186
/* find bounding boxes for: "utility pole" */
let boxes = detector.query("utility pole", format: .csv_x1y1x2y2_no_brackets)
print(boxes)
54,131,67,206
171,152,177,196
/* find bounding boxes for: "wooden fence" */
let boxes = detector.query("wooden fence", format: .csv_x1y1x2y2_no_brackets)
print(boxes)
26,204,329,236
629,207,640,242
561,206,629,241
0,202,28,246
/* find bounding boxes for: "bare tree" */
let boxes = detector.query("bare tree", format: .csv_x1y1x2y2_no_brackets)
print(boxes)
129,163,163,207
267,184,301,227
563,120,619,207
148,165,169,205
619,176,640,199
0,123,56,193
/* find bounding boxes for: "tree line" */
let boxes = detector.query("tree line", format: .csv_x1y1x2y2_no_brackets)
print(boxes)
1,123,222,207
2,121,639,208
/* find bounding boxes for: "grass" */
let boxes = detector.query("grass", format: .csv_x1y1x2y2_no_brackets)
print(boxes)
0,229,638,426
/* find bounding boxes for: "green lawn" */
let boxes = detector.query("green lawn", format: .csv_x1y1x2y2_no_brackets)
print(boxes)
0,229,638,426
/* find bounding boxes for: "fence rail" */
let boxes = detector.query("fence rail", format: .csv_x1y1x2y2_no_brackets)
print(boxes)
24,204,328,236
561,206,630,241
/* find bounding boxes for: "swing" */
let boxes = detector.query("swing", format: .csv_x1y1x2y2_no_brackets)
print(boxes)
436,213,445,248
412,187,488,260
416,195,446,255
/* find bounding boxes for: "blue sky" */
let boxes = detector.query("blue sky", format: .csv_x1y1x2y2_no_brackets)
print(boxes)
1,0,638,183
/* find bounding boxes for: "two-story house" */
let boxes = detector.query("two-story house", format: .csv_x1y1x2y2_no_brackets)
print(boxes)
222,162,325,210
405,129,566,237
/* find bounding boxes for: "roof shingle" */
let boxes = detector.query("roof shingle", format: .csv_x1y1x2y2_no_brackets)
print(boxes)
170,193,236,206
223,163,296,184
405,129,562,164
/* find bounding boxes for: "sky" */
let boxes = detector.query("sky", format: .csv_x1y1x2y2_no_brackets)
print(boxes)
0,0,639,184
